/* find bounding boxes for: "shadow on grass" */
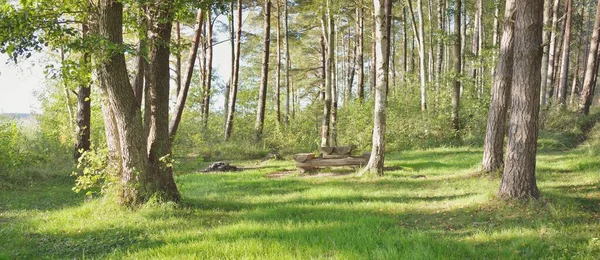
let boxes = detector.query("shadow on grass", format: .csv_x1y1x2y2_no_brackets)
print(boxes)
0,174,83,211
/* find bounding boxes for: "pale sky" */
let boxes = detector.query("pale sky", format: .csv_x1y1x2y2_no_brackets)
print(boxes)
0,55,45,114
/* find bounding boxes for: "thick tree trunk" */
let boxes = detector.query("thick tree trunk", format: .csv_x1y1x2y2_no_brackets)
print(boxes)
557,0,573,107
97,0,150,205
255,0,271,141
145,0,180,202
363,0,391,176
578,0,600,116
225,0,243,140
451,0,462,133
499,0,543,200
201,10,213,129
543,0,560,105
169,9,204,140
482,0,516,173
100,96,121,176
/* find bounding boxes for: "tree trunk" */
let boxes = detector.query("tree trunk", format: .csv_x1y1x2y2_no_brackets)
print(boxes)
482,0,516,173
362,0,391,176
144,0,180,202
255,0,271,142
224,0,243,140
578,0,600,116
451,0,462,133
331,21,338,146
224,1,234,129
347,21,356,101
133,8,147,108
499,0,543,200
201,10,213,129
169,9,204,140
435,0,445,108
357,1,365,101
276,0,282,123
320,1,334,147
569,51,580,106
284,0,291,124
540,0,552,105
175,20,182,95
74,24,91,160
403,7,408,76
557,0,573,107
408,0,427,111
471,0,481,94
543,0,560,105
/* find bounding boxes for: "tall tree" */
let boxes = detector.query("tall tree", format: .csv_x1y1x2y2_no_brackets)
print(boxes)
74,23,91,160
407,0,427,111
435,0,446,107
557,0,573,107
362,0,391,176
320,0,334,147
201,9,213,129
451,0,462,133
255,0,272,141
482,0,516,173
543,0,560,105
225,0,242,140
284,0,291,124
540,0,552,104
275,0,282,123
499,0,543,200
356,0,365,101
578,0,600,116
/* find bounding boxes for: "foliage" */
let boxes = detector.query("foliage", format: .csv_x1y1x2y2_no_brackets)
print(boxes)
72,148,114,197
0,119,28,175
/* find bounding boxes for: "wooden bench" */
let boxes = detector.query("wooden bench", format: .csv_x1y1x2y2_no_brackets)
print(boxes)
293,146,370,173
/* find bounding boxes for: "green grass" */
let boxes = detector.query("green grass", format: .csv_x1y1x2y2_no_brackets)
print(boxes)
1,146,599,259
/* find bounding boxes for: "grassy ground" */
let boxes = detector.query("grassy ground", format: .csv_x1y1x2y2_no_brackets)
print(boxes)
1,146,599,259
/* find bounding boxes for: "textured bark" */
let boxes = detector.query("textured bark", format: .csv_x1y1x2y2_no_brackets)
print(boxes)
569,52,580,106
578,0,600,116
557,0,573,107
175,21,181,95
224,1,234,129
144,0,180,202
97,0,149,205
201,10,213,129
331,22,338,146
224,0,242,140
435,0,445,107
482,0,516,173
499,0,543,200
255,0,271,142
357,0,365,101
169,10,204,140
451,0,461,133
363,0,391,176
347,22,356,101
471,0,481,86
543,0,560,104
403,7,408,75
133,9,147,108
407,0,427,111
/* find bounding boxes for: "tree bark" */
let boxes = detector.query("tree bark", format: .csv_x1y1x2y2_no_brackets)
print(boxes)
357,0,365,101
276,0,282,123
482,0,516,173
578,0,600,116
284,0,290,124
320,1,334,147
557,0,573,107
451,0,462,133
169,9,204,140
362,0,391,176
255,0,271,142
540,0,552,105
407,0,427,111
74,23,91,160
435,0,445,107
499,0,543,200
175,20,182,95
224,0,242,140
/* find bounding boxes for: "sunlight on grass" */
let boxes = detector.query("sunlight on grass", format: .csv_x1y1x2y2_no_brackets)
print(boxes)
1,146,599,259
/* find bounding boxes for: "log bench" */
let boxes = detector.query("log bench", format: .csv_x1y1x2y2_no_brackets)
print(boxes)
293,146,370,173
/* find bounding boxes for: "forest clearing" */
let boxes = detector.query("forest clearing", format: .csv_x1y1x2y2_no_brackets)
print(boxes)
2,0,600,258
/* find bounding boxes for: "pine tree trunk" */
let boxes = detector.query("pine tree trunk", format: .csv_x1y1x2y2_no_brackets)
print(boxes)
363,0,391,176
435,0,445,108
284,0,291,124
224,0,243,140
471,0,481,95
569,52,580,106
499,0,543,200
276,0,282,123
320,1,334,147
543,0,560,105
482,0,516,173
255,0,272,142
540,0,552,104
224,1,234,128
557,0,573,107
451,0,462,133
202,10,213,129
578,0,600,116
357,1,365,101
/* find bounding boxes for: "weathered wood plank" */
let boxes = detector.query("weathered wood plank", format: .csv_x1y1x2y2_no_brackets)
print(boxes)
295,156,369,168
293,153,315,162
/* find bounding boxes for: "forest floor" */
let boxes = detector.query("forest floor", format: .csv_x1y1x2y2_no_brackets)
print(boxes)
1,146,599,259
